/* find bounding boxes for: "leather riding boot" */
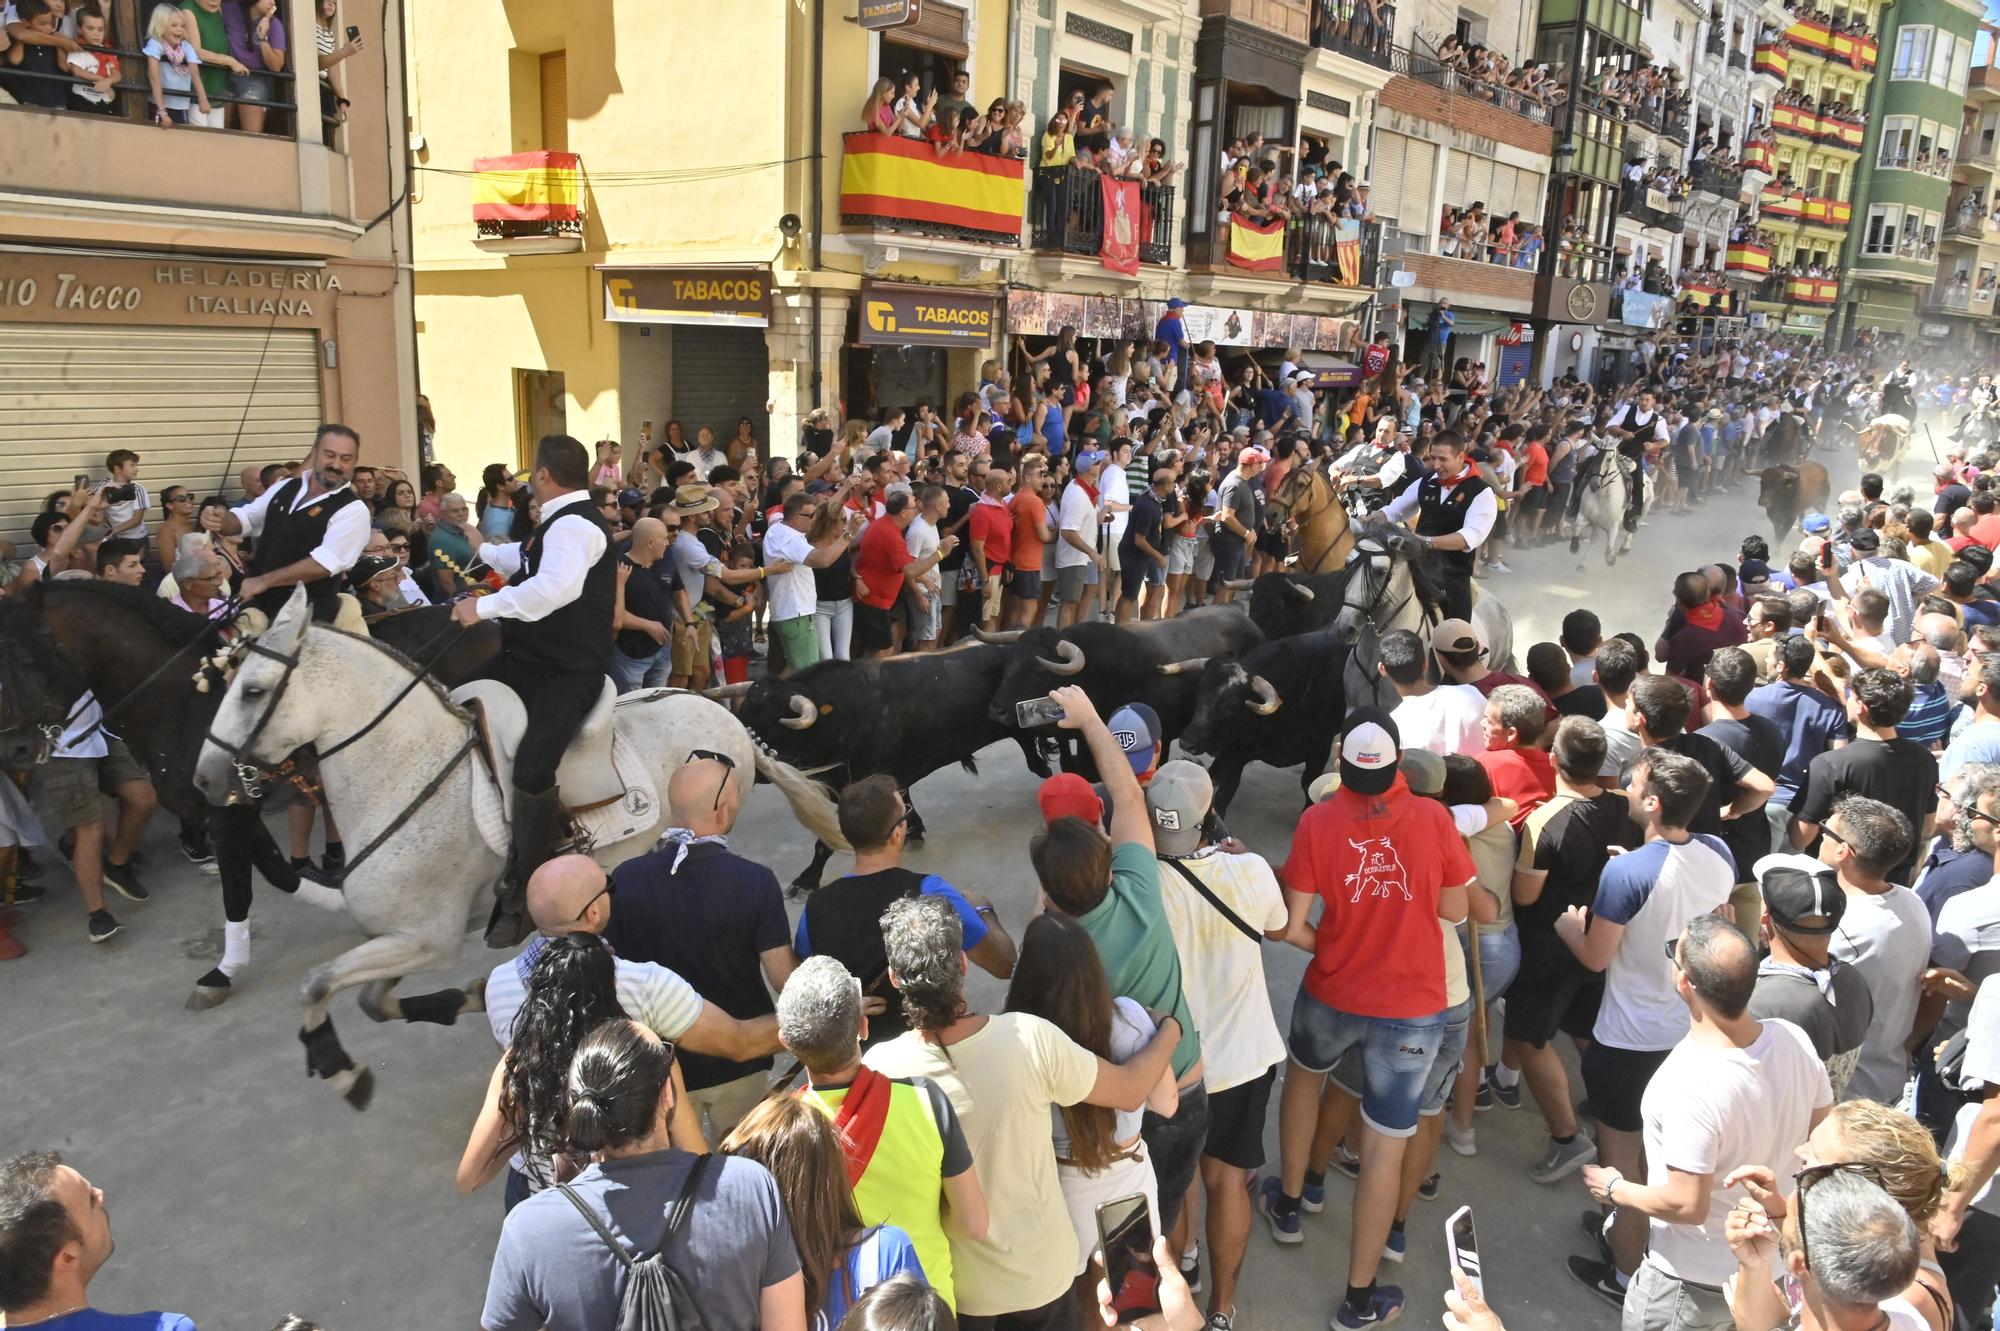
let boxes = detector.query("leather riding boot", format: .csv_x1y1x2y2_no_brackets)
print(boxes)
484,785,567,950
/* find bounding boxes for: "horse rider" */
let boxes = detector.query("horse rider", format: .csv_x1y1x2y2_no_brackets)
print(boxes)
1331,420,1410,512
450,434,617,948
1881,359,1917,419
220,424,370,621
1604,386,1667,532
1787,372,1822,442
1956,374,1997,442
1378,429,1492,622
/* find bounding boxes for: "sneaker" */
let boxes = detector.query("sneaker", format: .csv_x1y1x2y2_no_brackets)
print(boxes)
179,827,215,865
1445,1122,1478,1157
1330,1145,1361,1181
1381,1227,1407,1263
101,860,149,903
1473,1082,1494,1113
1416,1172,1440,1201
1581,1208,1614,1264
1180,1246,1202,1294
1530,1135,1597,1184
1332,1284,1404,1329
1301,1170,1327,1213
5,881,46,906
87,908,121,943
1489,1075,1523,1110
1566,1255,1627,1309
1257,1176,1303,1246
1486,559,1512,574
1205,1314,1234,1331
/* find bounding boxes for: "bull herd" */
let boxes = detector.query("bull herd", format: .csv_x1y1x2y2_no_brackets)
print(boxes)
729,561,1439,893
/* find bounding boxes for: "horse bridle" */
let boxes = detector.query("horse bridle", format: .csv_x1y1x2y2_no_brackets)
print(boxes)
202,637,305,797
1342,538,1424,632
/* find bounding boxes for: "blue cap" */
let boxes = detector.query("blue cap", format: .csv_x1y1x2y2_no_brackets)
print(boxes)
1074,450,1108,473
1167,298,1188,309
1801,512,1831,535
1108,703,1162,777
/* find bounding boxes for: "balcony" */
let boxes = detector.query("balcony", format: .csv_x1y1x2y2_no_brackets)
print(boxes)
1728,48,1749,69
1693,161,1747,199
1758,188,1849,227
1287,216,1381,288
1742,141,1778,176
1755,273,1840,305
1783,16,1877,70
1726,242,1773,276
1391,53,1554,126
1029,166,1176,268
840,132,1026,248
1924,284,1994,312
1620,188,1687,233
1310,0,1397,68
1754,42,1791,78
1200,0,1310,42
472,152,584,254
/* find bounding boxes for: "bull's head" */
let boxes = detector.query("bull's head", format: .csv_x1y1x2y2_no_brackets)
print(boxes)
989,628,1088,725
1181,660,1283,756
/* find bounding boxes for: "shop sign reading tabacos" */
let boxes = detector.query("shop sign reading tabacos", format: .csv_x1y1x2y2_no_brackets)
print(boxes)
601,267,773,327
859,282,997,348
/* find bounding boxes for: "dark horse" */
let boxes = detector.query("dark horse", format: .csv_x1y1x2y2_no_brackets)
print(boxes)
0,583,498,1010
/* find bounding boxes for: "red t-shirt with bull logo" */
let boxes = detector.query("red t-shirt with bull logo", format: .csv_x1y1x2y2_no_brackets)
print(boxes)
1278,776,1476,1019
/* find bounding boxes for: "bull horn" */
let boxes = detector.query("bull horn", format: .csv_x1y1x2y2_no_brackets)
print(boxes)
702,681,754,699
1222,578,1257,590
1283,581,1317,601
969,626,1025,644
779,695,819,730
1247,675,1283,716
1156,656,1210,676
1036,639,1087,675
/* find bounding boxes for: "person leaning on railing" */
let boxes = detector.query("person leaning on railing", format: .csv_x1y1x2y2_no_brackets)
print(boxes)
313,0,360,126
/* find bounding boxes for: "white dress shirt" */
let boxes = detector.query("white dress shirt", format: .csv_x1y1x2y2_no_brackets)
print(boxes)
231,478,369,579
473,491,607,623
1382,469,1497,549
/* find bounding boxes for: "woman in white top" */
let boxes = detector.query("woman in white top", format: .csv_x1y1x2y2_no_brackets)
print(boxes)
1438,755,1520,1157
1004,914,1177,1287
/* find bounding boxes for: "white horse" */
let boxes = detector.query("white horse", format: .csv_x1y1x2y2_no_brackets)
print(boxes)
1569,445,1651,566
191,588,843,1108
1333,531,1516,710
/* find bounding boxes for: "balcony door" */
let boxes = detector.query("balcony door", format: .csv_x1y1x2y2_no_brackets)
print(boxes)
514,369,568,472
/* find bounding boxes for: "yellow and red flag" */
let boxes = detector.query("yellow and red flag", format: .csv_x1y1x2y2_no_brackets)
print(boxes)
840,132,1025,243
1227,215,1286,272
472,151,582,224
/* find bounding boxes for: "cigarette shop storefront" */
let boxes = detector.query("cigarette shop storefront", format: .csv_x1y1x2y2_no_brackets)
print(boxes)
0,248,404,550
844,281,1000,423
603,266,774,459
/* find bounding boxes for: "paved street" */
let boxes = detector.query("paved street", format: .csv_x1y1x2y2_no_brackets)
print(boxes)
4,443,1904,1331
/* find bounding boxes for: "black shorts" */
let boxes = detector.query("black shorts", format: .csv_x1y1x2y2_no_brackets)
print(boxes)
1207,534,1248,590
1254,528,1288,559
1202,1064,1276,1170
1503,945,1603,1048
1119,561,1150,603
853,600,898,655
1010,568,1043,600
1579,1040,1671,1134
1490,508,1510,541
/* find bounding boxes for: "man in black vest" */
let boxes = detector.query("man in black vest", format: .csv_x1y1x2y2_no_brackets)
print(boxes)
452,434,616,947
1606,387,1669,533
220,424,369,620
1378,431,1495,622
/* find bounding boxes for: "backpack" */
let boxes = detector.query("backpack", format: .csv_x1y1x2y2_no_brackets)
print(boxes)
557,1153,712,1331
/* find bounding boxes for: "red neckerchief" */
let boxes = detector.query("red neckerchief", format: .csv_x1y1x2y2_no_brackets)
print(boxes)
1684,600,1725,631
1076,478,1100,505
1436,464,1471,490
818,1065,894,1188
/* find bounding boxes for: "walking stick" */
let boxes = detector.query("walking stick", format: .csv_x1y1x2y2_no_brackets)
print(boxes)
1922,422,1943,464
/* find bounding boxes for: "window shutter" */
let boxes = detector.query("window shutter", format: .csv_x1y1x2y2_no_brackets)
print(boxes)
539,51,568,153
889,1,969,58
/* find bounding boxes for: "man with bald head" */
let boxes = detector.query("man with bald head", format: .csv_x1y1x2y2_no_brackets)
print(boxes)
240,462,269,501
610,516,677,693
600,757,795,1140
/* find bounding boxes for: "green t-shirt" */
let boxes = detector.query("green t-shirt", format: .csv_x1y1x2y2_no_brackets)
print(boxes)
181,0,229,95
1078,841,1202,1079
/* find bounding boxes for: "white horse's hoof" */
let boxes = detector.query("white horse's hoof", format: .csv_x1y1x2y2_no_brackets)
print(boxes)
331,1065,374,1111
186,971,232,1011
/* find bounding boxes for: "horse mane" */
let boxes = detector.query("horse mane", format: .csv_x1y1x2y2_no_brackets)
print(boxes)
315,624,470,720
41,579,215,647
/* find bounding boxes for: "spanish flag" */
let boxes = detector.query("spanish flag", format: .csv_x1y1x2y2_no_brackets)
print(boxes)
472,151,582,223
1726,243,1771,275
1227,215,1286,272
840,132,1025,243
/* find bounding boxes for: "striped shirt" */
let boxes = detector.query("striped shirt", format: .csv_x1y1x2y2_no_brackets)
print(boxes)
485,934,705,1050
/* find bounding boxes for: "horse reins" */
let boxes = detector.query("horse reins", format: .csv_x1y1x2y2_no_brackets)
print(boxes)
29,596,247,760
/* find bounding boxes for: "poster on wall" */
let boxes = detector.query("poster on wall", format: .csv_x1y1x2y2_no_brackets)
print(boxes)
1180,304,1254,345
1082,296,1125,339
1005,290,1355,351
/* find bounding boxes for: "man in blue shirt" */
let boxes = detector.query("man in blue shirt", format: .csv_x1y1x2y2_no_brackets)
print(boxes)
1423,299,1455,379
1944,653,2000,781
1745,635,1849,808
1917,762,2000,923
1156,297,1189,391
0,1150,196,1330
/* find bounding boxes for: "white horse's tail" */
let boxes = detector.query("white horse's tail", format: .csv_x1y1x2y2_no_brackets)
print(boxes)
754,750,850,851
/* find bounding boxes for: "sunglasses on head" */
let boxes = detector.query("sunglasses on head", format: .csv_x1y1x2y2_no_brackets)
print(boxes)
687,748,737,811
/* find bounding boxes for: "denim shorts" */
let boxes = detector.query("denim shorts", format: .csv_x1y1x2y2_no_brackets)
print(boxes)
1331,997,1472,1119
1287,987,1445,1137
228,70,275,103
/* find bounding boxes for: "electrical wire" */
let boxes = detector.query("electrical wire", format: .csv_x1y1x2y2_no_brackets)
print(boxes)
414,154,814,188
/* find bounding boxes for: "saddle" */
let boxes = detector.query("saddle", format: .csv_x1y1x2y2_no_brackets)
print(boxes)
448,679,659,853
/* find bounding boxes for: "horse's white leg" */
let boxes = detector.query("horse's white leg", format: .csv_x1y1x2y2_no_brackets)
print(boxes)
298,929,462,1110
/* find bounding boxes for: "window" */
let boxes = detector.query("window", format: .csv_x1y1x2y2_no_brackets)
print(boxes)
1930,31,1958,88
1368,131,1438,241
1938,125,1958,161
1864,204,1900,254
1878,115,1916,169
1456,10,1489,48
1951,43,1973,95
1894,25,1932,79
1674,20,1683,41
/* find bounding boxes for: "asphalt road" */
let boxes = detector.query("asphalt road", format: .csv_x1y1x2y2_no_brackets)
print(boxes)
3,438,1908,1331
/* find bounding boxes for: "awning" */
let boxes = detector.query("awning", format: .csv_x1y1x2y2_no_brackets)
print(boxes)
1403,302,1514,339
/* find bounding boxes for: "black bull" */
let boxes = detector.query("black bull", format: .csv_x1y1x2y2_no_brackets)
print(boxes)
738,641,1051,893
1179,630,1350,816
986,606,1266,781
1241,567,1351,641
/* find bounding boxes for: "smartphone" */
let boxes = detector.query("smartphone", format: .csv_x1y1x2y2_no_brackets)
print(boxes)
1016,696,1066,728
1446,1205,1482,1301
346,23,359,39
74,473,88,491
1095,1194,1160,1319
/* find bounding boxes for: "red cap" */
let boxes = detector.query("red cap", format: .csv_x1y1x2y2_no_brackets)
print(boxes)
1239,446,1271,465
1037,773,1104,826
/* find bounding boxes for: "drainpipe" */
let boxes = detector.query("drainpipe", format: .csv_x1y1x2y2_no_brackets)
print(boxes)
809,0,826,409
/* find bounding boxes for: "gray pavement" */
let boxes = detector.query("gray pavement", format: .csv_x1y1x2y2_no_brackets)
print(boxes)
3,444,1899,1331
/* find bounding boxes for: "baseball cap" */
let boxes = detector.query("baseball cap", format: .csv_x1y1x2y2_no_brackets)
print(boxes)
1074,450,1107,473
1398,747,1447,797
1739,558,1773,586
1431,617,1483,655
1336,708,1402,796
1848,527,1881,552
1037,773,1104,826
617,487,644,507
1107,702,1162,778
1146,760,1212,855
1754,852,1847,935
349,554,398,588
1238,445,1271,465
1801,512,1832,535
1167,297,1188,309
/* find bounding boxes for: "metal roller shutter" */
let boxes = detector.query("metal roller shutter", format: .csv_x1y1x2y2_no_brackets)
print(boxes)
0,324,323,548
1498,341,1533,388
669,325,768,459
